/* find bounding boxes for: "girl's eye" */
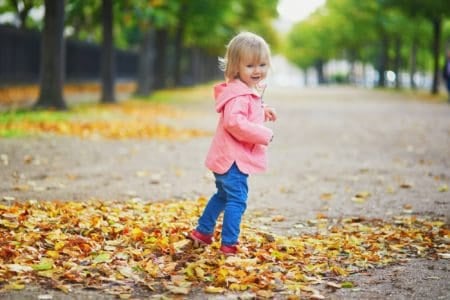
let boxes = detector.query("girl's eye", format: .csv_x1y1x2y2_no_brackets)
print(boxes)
246,65,253,68
260,63,266,67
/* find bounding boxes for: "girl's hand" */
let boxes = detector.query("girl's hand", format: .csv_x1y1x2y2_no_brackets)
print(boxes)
264,106,277,122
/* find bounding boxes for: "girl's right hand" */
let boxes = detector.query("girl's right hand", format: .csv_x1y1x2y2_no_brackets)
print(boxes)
264,106,277,122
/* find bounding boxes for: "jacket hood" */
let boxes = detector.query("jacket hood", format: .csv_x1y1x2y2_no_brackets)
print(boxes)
213,80,259,113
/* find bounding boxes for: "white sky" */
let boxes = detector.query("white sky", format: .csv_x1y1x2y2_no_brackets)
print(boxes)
276,0,326,32
277,0,326,22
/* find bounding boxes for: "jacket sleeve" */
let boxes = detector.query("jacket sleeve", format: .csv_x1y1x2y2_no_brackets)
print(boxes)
222,96,273,145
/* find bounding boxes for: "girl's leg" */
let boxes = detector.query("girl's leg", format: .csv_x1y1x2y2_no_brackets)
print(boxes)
447,80,450,102
196,176,226,234
221,163,249,246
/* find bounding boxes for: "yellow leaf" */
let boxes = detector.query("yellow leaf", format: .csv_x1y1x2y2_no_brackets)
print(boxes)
4,282,25,290
438,184,448,192
46,250,59,259
130,227,144,240
320,193,333,200
195,267,205,279
54,241,65,251
229,283,248,291
204,286,225,294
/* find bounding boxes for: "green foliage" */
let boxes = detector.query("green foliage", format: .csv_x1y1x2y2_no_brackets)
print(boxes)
0,0,280,54
381,0,450,19
0,0,43,29
285,8,336,69
65,0,102,42
183,0,279,55
284,0,450,78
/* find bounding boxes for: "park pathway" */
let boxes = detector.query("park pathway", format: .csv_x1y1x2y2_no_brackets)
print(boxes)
1,85,449,299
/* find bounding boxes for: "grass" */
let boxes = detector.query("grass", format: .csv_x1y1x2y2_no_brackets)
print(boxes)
133,83,214,104
0,84,215,138
0,109,73,123
0,110,74,138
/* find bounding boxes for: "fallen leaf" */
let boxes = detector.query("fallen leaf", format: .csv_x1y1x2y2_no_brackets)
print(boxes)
341,281,354,288
32,258,53,271
399,183,412,189
272,215,285,222
205,286,226,294
438,184,448,192
7,264,33,273
326,281,342,289
4,281,25,290
166,285,190,295
320,193,333,201
93,253,111,264
172,239,192,253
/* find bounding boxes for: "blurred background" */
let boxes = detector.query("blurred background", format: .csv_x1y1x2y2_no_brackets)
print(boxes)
0,0,449,108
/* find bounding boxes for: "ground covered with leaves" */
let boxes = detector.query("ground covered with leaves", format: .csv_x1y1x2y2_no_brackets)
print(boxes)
1,86,449,299
0,197,448,299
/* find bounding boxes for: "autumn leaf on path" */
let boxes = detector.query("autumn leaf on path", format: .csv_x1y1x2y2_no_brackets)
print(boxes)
0,197,448,298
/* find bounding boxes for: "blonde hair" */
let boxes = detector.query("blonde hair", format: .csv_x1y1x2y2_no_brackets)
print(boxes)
219,32,271,81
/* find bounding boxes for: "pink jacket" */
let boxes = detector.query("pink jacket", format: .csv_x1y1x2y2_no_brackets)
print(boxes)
205,79,273,174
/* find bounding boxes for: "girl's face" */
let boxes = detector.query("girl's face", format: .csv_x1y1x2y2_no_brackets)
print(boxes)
238,55,269,89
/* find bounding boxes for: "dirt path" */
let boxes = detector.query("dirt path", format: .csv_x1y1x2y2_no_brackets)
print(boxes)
1,86,449,299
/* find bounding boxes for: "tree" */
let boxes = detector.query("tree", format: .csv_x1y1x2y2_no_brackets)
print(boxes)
34,0,66,110
285,9,336,84
0,0,42,29
382,0,450,94
101,0,115,103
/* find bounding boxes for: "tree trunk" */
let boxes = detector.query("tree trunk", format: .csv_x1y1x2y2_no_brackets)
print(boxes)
410,37,418,90
347,49,356,84
315,59,325,84
34,0,66,110
362,63,367,87
394,36,402,89
136,29,155,96
377,35,389,88
153,28,168,89
430,17,442,95
101,0,115,103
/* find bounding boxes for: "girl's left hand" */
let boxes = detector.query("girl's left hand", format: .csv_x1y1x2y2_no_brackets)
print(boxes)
264,106,277,122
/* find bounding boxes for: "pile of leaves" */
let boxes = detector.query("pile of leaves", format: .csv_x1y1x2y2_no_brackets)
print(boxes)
0,197,448,298
0,101,210,139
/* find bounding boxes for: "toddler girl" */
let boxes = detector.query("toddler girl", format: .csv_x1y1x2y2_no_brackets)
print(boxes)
190,32,277,255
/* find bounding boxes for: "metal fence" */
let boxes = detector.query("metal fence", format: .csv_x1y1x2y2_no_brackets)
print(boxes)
0,25,137,86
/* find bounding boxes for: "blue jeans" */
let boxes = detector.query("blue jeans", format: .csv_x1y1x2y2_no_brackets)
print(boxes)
446,78,450,101
196,162,249,246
